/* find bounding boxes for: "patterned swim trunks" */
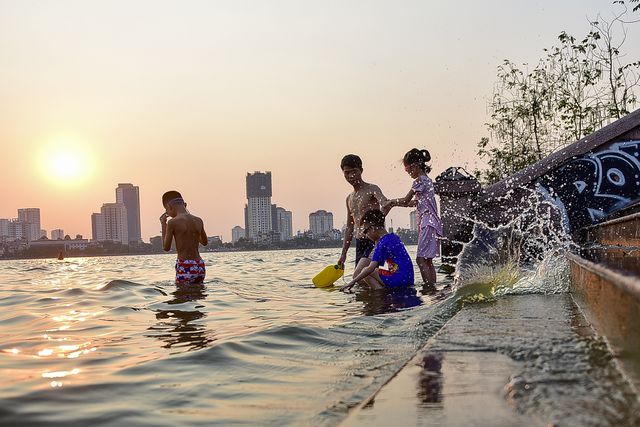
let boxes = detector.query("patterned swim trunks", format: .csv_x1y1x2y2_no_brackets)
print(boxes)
175,259,206,284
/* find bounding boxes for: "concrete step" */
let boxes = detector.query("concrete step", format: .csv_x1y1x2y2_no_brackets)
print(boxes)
585,212,640,247
567,252,640,393
581,246,640,277
340,294,640,426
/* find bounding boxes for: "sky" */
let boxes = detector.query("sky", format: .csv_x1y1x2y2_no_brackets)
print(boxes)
1,0,639,241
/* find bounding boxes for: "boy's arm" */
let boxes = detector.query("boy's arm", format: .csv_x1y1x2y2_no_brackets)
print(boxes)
199,218,208,246
340,261,379,292
338,197,354,267
372,184,389,205
162,219,174,251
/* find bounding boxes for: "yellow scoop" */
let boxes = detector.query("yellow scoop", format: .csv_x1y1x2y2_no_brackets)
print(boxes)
312,264,344,288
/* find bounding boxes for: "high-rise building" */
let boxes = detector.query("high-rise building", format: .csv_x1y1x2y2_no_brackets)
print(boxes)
91,213,106,241
115,183,141,244
245,172,273,241
309,210,333,237
39,229,47,239
231,226,245,243
0,219,9,238
410,210,418,231
51,229,65,240
17,208,41,241
101,203,128,244
274,206,293,241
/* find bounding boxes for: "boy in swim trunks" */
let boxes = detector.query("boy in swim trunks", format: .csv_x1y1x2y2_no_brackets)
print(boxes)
161,191,209,285
340,209,414,292
337,155,389,282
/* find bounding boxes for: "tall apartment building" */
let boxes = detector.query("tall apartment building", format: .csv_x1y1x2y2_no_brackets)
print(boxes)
91,212,106,241
309,210,333,237
245,172,273,241
409,210,418,231
231,226,245,243
0,219,9,238
17,208,41,241
100,203,128,244
273,206,293,241
115,183,141,244
51,229,65,240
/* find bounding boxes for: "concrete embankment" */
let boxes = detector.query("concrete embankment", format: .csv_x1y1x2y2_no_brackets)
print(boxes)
341,294,640,426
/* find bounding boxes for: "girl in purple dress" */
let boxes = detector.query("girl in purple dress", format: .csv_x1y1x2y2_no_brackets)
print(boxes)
385,149,443,287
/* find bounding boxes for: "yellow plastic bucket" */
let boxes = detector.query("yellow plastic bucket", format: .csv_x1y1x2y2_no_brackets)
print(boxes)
312,264,344,288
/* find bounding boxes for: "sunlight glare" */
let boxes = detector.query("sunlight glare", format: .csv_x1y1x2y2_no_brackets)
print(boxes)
39,139,94,186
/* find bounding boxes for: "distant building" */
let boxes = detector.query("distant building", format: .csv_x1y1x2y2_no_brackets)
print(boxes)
309,210,333,237
17,208,41,241
275,206,293,241
207,236,223,247
245,172,273,242
40,229,47,239
409,210,418,231
270,205,292,241
0,219,9,238
51,229,65,240
100,203,128,244
116,183,142,244
29,238,90,251
91,213,106,241
231,226,245,243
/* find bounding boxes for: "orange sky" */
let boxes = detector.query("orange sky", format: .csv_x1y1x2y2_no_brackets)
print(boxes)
1,1,638,241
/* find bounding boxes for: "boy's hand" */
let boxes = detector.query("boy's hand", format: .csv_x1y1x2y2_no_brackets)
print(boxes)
159,213,168,224
337,254,346,267
340,281,355,292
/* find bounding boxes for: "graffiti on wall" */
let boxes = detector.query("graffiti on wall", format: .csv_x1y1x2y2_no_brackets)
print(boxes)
537,140,640,231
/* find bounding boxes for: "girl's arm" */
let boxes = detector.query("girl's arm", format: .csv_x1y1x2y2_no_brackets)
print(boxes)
387,189,415,209
340,261,379,292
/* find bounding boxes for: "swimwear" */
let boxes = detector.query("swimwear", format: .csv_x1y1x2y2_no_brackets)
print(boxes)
355,237,375,266
371,233,414,288
175,259,206,284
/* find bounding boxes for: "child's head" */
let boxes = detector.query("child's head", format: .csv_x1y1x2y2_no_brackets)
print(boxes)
341,154,363,186
360,209,386,239
162,190,185,217
403,148,432,178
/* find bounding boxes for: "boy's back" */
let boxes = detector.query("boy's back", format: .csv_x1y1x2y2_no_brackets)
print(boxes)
167,213,206,261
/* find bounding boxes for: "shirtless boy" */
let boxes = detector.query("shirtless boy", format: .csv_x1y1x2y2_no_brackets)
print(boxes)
337,154,389,279
161,191,208,284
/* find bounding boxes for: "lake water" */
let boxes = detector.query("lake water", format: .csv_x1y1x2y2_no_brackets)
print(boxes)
0,247,458,426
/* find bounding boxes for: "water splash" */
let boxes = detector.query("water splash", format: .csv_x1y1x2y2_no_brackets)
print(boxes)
451,187,576,303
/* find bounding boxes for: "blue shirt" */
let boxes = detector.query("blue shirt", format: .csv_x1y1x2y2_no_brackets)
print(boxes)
371,233,414,287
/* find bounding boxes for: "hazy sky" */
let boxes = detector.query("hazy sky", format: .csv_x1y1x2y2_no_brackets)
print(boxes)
1,0,638,241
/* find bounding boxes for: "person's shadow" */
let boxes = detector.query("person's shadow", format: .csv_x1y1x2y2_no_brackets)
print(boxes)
147,283,215,352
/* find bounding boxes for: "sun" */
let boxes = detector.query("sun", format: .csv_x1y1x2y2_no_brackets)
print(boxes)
39,139,94,185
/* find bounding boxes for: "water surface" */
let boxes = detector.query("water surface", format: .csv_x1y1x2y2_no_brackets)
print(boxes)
0,248,452,426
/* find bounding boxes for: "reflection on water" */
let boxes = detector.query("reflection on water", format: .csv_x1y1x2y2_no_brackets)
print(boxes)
417,352,443,406
0,249,454,426
147,283,215,352
355,287,423,315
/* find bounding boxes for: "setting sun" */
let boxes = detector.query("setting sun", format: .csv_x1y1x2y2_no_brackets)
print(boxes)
39,140,94,186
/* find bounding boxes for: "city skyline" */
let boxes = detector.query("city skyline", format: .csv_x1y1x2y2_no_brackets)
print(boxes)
2,1,637,241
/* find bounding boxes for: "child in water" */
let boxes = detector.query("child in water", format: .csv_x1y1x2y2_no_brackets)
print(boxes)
337,154,389,280
384,148,443,287
161,191,209,285
340,209,414,292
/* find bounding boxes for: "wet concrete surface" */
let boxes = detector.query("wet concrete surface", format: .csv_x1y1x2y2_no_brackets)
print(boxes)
341,294,640,426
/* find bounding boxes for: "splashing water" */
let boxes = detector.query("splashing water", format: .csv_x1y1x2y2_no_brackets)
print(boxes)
451,187,576,304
